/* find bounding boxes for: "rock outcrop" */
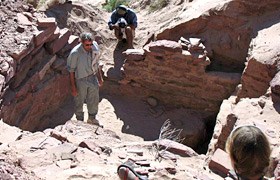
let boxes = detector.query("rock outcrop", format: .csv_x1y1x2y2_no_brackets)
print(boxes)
126,0,280,178
237,22,280,100
203,1,280,177
206,21,280,175
122,39,241,114
156,0,280,73
0,1,78,131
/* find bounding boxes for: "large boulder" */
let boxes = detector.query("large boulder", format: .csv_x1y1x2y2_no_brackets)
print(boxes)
237,22,280,99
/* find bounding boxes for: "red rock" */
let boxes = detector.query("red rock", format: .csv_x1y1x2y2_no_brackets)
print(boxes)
123,49,145,61
165,167,177,175
46,26,60,43
12,47,47,88
38,55,57,80
127,149,144,156
17,13,32,25
209,148,232,177
134,168,149,175
135,160,150,166
11,55,32,89
144,40,182,54
45,28,71,54
33,25,57,46
37,17,57,28
50,130,68,142
7,42,35,62
79,140,102,154
270,71,280,98
57,35,79,57
155,139,198,157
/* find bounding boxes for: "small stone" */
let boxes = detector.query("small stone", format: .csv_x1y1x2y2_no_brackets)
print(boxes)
265,129,276,138
148,167,156,172
258,99,266,108
165,167,177,175
16,25,25,33
118,154,127,159
134,168,149,175
147,97,158,107
135,160,150,166
127,149,143,156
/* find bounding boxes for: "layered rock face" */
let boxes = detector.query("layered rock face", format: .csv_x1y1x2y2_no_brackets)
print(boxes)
238,22,280,99
207,4,280,155
205,1,280,178
123,39,241,113
0,1,78,131
136,0,280,177
156,0,280,72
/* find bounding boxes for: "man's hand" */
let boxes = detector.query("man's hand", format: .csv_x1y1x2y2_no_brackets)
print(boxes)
71,87,78,97
109,24,117,30
69,72,78,96
98,79,104,87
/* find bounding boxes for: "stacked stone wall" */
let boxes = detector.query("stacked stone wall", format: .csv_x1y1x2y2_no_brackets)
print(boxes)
0,13,79,131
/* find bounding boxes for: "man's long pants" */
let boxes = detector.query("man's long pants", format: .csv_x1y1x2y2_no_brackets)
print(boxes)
74,74,99,121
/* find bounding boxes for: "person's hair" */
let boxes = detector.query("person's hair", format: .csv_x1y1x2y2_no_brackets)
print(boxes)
116,5,127,15
116,4,127,11
80,32,93,42
226,125,271,179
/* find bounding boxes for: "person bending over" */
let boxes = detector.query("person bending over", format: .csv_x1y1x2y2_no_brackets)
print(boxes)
108,5,137,49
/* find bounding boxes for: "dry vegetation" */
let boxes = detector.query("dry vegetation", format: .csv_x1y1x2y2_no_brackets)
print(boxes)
152,120,184,161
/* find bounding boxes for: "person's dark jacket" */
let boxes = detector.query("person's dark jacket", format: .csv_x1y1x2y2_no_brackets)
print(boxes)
108,8,137,29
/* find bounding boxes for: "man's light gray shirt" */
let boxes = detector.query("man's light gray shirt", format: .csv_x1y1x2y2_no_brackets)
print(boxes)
67,42,100,79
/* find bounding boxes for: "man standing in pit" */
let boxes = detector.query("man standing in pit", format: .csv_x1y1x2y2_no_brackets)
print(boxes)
67,32,104,127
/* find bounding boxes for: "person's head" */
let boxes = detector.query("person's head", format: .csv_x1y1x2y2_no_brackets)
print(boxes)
226,125,271,180
80,32,93,52
116,5,127,16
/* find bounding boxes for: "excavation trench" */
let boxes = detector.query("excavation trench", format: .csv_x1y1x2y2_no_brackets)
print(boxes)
0,38,223,154
0,2,247,154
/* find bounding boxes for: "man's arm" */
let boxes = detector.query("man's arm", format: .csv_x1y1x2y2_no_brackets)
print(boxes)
108,11,118,30
97,63,104,87
67,48,79,96
128,10,137,29
69,72,78,96
92,43,103,87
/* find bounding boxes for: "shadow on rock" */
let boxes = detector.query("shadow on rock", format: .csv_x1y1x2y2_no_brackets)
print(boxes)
107,41,128,82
